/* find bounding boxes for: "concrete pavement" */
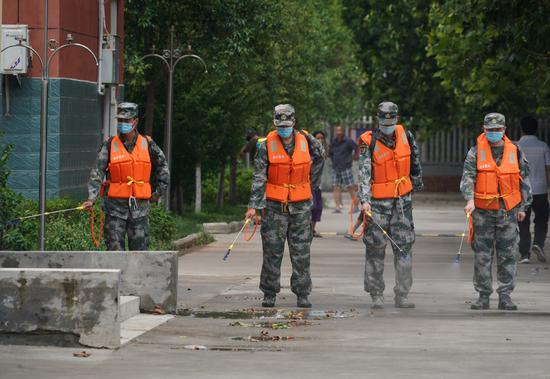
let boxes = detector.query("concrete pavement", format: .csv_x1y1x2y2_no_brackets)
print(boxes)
1,197,550,379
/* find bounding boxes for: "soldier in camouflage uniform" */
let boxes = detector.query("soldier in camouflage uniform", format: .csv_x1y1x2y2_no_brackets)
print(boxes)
358,102,423,309
246,104,325,308
82,102,169,251
461,113,532,310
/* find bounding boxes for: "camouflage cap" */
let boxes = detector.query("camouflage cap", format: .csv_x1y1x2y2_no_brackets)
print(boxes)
273,104,295,127
483,112,506,129
117,102,139,119
377,101,399,126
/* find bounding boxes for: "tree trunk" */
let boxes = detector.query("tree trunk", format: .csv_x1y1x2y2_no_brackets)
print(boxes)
195,162,202,214
144,71,158,136
175,181,184,215
229,154,238,204
216,159,226,209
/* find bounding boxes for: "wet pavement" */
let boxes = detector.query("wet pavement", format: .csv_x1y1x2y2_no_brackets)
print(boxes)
1,197,550,378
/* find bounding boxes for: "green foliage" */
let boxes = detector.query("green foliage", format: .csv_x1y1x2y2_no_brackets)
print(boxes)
149,203,178,250
342,0,453,133
0,198,188,251
124,0,364,204
202,167,252,205
343,0,549,132
428,0,550,122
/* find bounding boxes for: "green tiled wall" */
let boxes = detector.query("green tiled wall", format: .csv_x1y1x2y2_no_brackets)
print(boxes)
0,76,102,199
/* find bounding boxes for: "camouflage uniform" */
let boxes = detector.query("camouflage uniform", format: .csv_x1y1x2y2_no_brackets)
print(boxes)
87,132,169,250
249,130,325,297
358,128,423,299
460,143,532,296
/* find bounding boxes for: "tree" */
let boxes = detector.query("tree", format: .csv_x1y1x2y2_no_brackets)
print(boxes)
124,0,364,210
428,0,550,123
342,0,453,133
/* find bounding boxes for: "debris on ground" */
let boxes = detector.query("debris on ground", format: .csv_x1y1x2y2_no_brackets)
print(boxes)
73,351,91,358
230,330,295,342
152,305,166,315
252,330,295,342
230,321,251,328
184,345,207,351
229,320,312,329
274,310,304,320
274,309,355,320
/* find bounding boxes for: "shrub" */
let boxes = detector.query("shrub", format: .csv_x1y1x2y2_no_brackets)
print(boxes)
149,203,178,250
201,166,252,205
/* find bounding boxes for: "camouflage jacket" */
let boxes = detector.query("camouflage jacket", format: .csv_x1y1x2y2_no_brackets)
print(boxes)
87,132,170,219
460,144,532,212
358,128,423,211
248,130,325,214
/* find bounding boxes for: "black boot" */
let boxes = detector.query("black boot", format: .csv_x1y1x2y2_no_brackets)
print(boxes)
262,294,276,308
297,296,312,308
498,294,518,311
395,296,415,308
470,295,490,310
371,295,384,309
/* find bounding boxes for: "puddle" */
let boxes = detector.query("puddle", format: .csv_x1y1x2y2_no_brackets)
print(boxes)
180,308,356,320
274,309,356,320
229,320,312,329
209,346,282,352
180,308,278,319
229,330,298,342
180,344,283,352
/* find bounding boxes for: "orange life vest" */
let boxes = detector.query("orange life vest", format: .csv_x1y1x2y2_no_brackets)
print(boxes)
107,134,152,199
359,125,412,199
474,133,521,211
265,130,312,203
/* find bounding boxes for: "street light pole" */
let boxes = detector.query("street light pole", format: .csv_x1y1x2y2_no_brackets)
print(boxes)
39,0,49,250
164,26,175,208
1,34,98,250
141,26,207,211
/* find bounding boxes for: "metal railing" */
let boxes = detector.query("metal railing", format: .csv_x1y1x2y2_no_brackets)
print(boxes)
418,119,550,164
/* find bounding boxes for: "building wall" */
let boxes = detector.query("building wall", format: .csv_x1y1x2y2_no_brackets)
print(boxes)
1,0,124,199
0,77,101,198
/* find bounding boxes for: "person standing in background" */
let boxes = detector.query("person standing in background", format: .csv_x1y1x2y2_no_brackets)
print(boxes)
518,116,550,263
311,131,328,237
240,129,260,160
329,126,357,213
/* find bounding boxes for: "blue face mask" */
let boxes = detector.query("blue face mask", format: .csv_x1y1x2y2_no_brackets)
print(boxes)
117,122,134,134
380,125,396,135
276,126,293,138
485,131,504,143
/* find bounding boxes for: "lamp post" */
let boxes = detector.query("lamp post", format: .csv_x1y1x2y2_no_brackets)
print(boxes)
1,34,99,250
141,25,207,211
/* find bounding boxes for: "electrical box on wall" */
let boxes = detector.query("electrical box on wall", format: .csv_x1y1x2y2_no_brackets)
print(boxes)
101,34,120,84
0,25,29,75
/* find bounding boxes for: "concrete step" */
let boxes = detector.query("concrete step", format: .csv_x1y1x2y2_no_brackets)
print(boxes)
119,296,140,323
120,314,174,345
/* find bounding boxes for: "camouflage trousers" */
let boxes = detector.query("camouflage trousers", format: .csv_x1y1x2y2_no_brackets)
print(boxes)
362,201,415,298
471,209,519,296
260,207,313,297
104,214,150,251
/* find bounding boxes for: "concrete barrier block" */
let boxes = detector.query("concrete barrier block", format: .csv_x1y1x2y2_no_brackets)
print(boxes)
0,251,178,313
203,221,245,234
202,222,230,234
0,268,120,349
172,232,202,251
